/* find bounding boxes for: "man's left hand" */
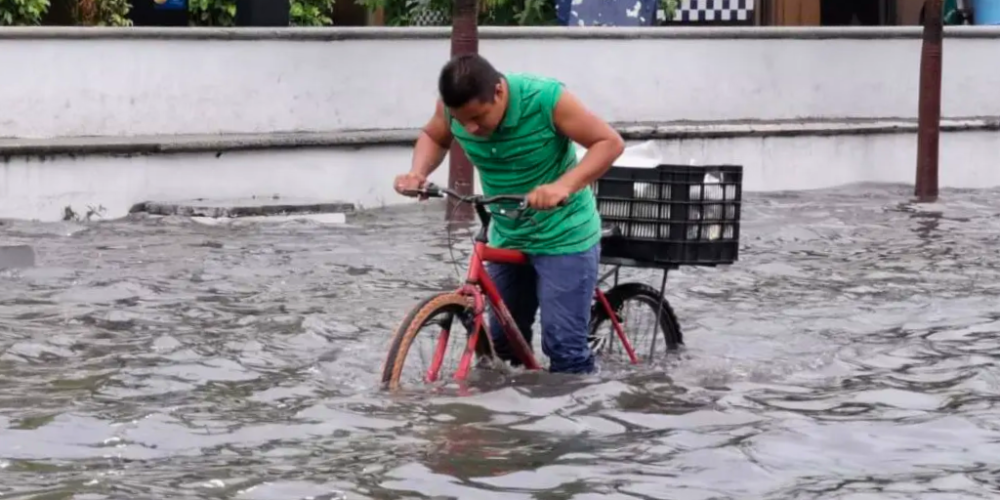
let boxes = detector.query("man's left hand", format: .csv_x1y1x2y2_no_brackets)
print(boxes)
527,183,572,210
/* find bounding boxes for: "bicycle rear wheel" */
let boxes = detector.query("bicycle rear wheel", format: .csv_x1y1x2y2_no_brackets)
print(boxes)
381,292,490,390
588,282,683,364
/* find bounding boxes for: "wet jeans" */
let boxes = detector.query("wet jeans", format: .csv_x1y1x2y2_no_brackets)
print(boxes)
486,243,599,374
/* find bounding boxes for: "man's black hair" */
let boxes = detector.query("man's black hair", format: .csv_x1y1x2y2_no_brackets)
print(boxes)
438,54,502,109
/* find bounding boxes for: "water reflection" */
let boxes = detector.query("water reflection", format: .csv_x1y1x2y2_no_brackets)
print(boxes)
2,183,1000,499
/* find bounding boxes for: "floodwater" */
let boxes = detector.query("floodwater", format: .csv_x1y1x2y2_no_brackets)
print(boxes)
2,183,1000,500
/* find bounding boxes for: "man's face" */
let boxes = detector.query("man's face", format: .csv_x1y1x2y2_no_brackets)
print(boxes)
448,83,506,137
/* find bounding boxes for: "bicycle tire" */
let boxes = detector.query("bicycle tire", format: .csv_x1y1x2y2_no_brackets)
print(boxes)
589,282,684,353
380,292,486,390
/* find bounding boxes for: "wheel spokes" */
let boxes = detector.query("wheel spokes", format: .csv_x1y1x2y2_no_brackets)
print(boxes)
592,297,666,365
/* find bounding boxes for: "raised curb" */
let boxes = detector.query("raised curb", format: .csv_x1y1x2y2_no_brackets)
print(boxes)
128,198,356,219
2,117,998,158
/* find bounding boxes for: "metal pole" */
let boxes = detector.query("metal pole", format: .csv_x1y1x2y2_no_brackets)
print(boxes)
915,0,944,203
446,0,478,222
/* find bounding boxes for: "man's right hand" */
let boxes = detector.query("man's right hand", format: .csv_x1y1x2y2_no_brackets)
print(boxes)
394,172,428,198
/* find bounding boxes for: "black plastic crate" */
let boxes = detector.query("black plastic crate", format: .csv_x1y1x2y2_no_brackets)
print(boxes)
593,163,743,267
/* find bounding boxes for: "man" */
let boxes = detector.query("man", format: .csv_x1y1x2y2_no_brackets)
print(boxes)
393,54,624,374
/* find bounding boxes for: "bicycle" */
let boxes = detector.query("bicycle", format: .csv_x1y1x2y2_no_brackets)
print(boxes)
380,183,684,390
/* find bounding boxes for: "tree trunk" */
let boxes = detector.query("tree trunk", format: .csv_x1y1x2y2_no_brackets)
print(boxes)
915,0,943,203
446,0,479,222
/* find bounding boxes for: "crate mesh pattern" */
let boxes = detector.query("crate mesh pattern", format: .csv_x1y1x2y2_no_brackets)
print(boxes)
593,164,742,267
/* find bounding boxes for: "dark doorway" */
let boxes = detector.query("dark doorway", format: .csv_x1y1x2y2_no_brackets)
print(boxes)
128,0,190,26
821,0,880,25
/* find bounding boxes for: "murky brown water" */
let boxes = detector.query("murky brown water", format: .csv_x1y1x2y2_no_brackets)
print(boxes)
2,183,1000,500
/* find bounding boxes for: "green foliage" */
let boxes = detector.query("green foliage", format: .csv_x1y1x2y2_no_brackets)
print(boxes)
77,0,132,26
96,0,130,25
356,0,557,26
355,0,672,27
188,0,236,26
354,0,443,26
0,0,50,25
290,0,335,25
188,0,335,26
659,0,677,22
480,0,556,26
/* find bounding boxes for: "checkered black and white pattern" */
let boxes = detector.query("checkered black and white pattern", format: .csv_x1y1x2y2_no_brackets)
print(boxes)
665,0,755,24
410,8,447,26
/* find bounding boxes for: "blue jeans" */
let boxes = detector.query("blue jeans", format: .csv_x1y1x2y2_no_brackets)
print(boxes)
485,243,599,374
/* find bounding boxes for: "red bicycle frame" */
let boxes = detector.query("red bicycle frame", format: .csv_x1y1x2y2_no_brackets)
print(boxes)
426,240,639,383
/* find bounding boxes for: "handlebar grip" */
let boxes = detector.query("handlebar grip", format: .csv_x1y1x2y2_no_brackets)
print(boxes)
422,183,444,198
401,183,443,198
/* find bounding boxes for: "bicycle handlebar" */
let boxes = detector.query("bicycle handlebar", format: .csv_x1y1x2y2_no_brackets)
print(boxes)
403,183,566,208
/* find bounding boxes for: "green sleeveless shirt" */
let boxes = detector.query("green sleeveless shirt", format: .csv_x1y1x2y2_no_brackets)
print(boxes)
446,73,602,256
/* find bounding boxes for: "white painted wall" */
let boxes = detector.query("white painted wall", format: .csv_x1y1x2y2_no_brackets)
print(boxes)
1,27,999,140
3,27,998,222
4,130,999,222
0,147,448,221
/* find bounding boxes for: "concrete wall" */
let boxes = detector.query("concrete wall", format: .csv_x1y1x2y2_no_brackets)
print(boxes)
2,26,999,222
2,26,999,140
0,146,445,221
5,125,1000,222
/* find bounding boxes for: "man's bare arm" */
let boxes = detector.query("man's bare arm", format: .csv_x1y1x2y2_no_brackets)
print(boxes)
410,100,455,178
551,90,624,192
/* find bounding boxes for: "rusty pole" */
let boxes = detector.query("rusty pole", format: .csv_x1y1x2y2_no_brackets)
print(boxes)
915,0,944,203
446,0,479,222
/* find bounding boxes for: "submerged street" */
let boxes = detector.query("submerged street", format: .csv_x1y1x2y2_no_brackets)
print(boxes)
2,183,1000,499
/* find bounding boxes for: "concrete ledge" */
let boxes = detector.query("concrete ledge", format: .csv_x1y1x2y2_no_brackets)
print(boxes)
623,117,1000,138
6,127,1000,222
188,213,349,225
1,26,1000,40
2,117,997,158
0,130,417,157
128,197,356,218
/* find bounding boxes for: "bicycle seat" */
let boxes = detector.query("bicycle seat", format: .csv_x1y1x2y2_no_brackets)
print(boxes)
601,226,622,239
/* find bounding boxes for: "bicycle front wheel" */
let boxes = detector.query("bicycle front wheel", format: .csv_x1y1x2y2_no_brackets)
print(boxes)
380,292,489,390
